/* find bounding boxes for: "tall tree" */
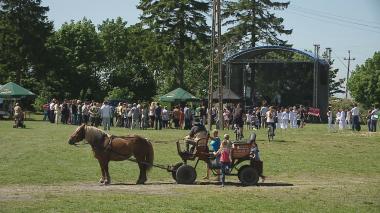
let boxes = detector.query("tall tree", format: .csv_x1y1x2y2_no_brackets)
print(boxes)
222,0,292,48
137,0,210,89
322,52,345,97
46,18,104,99
328,66,345,97
99,19,156,101
348,52,380,107
0,0,53,85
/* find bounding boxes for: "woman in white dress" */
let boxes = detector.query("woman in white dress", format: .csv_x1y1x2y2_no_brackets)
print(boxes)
339,109,346,130
335,109,341,129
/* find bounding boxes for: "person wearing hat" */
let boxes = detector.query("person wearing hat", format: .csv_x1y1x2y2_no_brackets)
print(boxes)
184,117,208,153
13,103,24,126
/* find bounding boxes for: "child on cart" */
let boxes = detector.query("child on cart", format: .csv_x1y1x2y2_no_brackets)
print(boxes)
204,130,221,180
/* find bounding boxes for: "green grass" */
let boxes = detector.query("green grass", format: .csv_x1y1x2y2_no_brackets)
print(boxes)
0,117,379,212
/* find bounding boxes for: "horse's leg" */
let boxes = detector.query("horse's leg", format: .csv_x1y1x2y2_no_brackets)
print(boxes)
136,162,147,184
97,158,106,184
103,160,111,185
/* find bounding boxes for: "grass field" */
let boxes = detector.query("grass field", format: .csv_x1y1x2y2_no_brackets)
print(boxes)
0,117,379,212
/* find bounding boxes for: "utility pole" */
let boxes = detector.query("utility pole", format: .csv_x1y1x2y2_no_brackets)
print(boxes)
208,0,223,130
313,44,320,107
325,47,332,98
325,47,332,63
216,0,224,130
344,50,355,99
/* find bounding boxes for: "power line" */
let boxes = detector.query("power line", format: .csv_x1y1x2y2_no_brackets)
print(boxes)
288,7,380,30
332,51,348,70
290,4,380,27
287,10,380,34
344,50,355,99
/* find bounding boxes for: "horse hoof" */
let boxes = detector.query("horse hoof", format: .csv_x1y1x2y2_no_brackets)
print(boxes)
99,178,105,184
136,179,146,185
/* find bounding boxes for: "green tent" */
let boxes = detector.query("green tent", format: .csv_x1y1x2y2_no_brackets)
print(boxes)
0,82,36,99
159,88,199,102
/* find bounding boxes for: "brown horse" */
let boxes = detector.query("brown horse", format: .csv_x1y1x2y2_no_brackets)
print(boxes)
68,124,154,185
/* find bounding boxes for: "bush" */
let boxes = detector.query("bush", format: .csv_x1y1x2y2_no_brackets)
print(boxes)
32,90,51,112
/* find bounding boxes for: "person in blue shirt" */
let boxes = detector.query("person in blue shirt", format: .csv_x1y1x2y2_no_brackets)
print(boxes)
210,130,221,152
203,130,221,180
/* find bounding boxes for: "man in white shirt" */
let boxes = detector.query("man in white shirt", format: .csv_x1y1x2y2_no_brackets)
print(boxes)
351,103,360,131
370,104,379,132
130,103,140,130
49,99,56,123
100,101,112,131
184,105,192,130
260,105,268,128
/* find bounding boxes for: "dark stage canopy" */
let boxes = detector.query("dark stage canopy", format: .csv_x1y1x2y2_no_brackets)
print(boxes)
223,45,329,120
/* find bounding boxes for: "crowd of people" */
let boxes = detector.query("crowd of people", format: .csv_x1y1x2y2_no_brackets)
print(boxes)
42,99,206,131
40,98,379,133
327,103,379,132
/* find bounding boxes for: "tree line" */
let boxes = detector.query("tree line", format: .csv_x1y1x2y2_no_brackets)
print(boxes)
1,0,359,106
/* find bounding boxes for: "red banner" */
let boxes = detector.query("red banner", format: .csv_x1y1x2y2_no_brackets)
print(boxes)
308,108,320,117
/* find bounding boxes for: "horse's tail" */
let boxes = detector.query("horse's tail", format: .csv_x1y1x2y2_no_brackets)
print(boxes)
145,139,154,171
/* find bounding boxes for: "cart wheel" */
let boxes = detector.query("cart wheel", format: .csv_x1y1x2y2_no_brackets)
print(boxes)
176,165,196,184
171,162,184,181
238,165,259,186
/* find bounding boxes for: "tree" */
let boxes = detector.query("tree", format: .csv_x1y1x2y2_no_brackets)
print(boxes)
328,67,345,97
222,0,292,48
347,52,380,107
0,0,53,85
46,18,105,99
138,0,210,89
321,51,345,97
98,19,157,101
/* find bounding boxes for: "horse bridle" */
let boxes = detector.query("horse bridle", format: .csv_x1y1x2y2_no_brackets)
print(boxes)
69,125,86,146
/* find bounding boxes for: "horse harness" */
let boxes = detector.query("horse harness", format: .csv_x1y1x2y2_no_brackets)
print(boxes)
89,133,169,170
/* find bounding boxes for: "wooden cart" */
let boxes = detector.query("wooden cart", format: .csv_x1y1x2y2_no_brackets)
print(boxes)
171,133,263,185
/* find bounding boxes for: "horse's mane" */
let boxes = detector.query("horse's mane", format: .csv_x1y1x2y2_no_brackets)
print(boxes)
84,126,109,145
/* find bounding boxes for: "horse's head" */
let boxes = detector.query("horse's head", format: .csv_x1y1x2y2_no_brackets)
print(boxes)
68,124,86,145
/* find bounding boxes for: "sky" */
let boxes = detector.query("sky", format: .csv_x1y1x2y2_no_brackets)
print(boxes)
42,0,380,96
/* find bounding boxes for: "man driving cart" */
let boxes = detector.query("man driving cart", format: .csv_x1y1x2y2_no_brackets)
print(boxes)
184,118,209,154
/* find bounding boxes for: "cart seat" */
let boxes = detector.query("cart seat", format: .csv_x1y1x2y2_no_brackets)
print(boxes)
231,133,256,158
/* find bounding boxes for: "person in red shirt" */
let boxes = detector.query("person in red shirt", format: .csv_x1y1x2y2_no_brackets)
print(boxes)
214,137,232,187
42,103,49,121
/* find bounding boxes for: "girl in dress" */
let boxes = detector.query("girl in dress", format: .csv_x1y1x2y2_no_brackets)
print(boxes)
214,138,232,187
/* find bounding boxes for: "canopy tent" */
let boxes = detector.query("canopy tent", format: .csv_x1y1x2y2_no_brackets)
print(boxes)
0,82,36,100
212,87,241,102
159,88,199,102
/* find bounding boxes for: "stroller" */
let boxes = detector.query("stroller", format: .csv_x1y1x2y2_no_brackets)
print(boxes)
13,112,26,128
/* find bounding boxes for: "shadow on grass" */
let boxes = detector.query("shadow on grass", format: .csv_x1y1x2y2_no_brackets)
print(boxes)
110,181,294,187
198,181,294,187
256,139,296,143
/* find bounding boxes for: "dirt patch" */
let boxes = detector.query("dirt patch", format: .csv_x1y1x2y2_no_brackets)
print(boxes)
0,176,378,201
